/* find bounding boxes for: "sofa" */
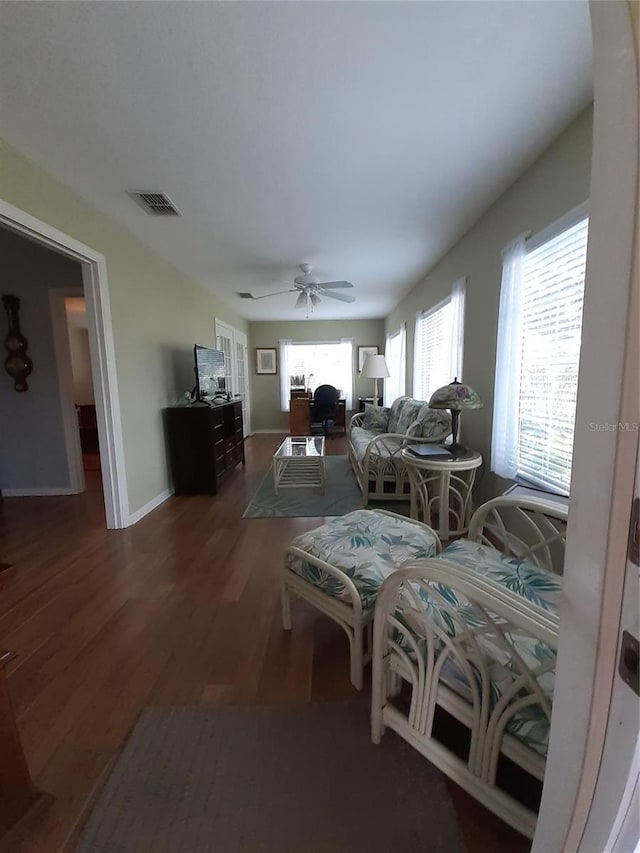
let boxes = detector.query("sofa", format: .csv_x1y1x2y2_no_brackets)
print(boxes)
348,396,451,504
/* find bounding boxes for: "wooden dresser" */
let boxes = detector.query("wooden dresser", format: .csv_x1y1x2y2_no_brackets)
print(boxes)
164,401,245,495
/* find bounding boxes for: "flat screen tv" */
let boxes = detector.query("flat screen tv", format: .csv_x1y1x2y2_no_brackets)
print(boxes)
193,345,226,402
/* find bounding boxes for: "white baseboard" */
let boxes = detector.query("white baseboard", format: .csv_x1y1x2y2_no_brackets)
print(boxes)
126,488,172,526
1,486,81,496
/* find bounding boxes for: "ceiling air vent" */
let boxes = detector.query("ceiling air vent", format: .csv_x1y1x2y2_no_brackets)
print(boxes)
237,292,255,300
127,190,181,216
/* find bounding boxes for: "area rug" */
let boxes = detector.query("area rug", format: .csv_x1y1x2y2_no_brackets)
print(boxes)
76,702,463,853
243,455,365,518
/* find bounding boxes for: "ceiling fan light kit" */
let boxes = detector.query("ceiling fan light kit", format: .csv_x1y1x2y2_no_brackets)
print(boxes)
238,265,355,315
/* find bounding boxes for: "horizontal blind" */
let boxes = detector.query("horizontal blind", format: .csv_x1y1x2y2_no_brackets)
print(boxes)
414,299,454,402
516,217,588,494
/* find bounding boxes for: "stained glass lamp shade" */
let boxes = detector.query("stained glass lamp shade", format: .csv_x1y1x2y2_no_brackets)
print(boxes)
428,378,483,450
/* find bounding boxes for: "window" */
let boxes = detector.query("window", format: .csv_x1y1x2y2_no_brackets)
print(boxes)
413,278,465,402
278,340,353,412
491,205,589,496
384,324,406,406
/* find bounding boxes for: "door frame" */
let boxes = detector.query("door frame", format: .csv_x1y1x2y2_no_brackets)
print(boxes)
533,2,639,849
49,288,86,495
0,200,128,529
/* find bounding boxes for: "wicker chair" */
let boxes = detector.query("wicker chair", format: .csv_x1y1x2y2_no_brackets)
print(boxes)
371,495,568,838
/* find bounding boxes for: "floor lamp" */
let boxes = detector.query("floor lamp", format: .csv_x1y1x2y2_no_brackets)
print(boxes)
361,354,390,407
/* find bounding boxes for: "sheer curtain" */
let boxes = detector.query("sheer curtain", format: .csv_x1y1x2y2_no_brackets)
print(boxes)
491,234,527,479
279,339,292,412
383,323,406,406
450,277,465,380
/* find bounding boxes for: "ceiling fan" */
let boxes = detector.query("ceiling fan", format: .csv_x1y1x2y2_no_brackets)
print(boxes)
238,264,355,311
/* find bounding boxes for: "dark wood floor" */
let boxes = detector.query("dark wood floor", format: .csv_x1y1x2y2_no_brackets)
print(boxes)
0,434,529,852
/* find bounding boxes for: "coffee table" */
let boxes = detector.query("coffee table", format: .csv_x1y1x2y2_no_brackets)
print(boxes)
273,436,325,495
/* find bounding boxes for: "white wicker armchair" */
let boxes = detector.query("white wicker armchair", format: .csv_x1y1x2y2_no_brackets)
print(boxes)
371,495,568,838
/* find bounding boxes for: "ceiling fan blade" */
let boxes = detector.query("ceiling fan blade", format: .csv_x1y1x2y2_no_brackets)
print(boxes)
322,290,356,303
247,288,297,300
317,280,353,289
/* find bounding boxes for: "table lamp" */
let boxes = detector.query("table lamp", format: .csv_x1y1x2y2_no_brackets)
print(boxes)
361,354,390,407
428,378,483,451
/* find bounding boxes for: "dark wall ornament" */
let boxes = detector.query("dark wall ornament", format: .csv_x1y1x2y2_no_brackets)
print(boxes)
2,294,33,392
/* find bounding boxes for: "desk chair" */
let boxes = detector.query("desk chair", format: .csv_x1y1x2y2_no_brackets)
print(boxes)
311,384,340,437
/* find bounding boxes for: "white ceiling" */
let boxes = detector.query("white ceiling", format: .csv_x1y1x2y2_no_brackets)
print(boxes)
0,1,592,321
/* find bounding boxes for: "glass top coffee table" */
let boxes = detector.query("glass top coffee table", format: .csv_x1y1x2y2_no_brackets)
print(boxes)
273,436,325,495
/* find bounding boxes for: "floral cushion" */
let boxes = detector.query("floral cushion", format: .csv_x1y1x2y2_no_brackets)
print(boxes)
350,427,405,465
441,539,561,611
414,407,451,440
285,509,439,611
396,400,424,435
397,540,562,756
404,419,423,437
387,397,410,433
362,404,390,433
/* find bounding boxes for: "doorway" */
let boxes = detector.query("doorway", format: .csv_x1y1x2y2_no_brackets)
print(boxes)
0,202,128,528
65,297,101,474
48,289,104,497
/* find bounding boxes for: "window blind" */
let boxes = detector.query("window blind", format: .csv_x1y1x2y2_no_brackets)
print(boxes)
413,279,465,402
515,216,588,494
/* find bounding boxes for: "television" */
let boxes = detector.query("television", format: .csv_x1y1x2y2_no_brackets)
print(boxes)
193,345,226,402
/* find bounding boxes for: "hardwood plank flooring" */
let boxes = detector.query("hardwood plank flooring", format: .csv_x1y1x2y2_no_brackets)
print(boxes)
0,434,529,852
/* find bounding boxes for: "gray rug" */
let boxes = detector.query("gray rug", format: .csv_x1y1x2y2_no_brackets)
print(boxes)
243,455,365,518
76,702,463,853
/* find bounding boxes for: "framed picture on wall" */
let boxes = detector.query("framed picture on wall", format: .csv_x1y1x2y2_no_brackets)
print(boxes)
255,348,277,374
357,345,379,373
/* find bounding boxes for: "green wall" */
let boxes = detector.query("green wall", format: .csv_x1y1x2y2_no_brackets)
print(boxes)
0,139,248,516
385,106,593,501
0,103,593,512
249,319,385,431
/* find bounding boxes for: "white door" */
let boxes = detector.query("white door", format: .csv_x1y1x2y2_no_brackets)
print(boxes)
578,447,639,853
215,319,251,437
532,3,639,849
233,330,250,437
215,320,233,394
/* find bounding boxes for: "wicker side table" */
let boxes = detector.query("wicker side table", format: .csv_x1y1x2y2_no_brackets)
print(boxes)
400,448,482,539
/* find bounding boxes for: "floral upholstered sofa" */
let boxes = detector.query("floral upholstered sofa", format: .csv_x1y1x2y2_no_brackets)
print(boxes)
348,396,450,504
